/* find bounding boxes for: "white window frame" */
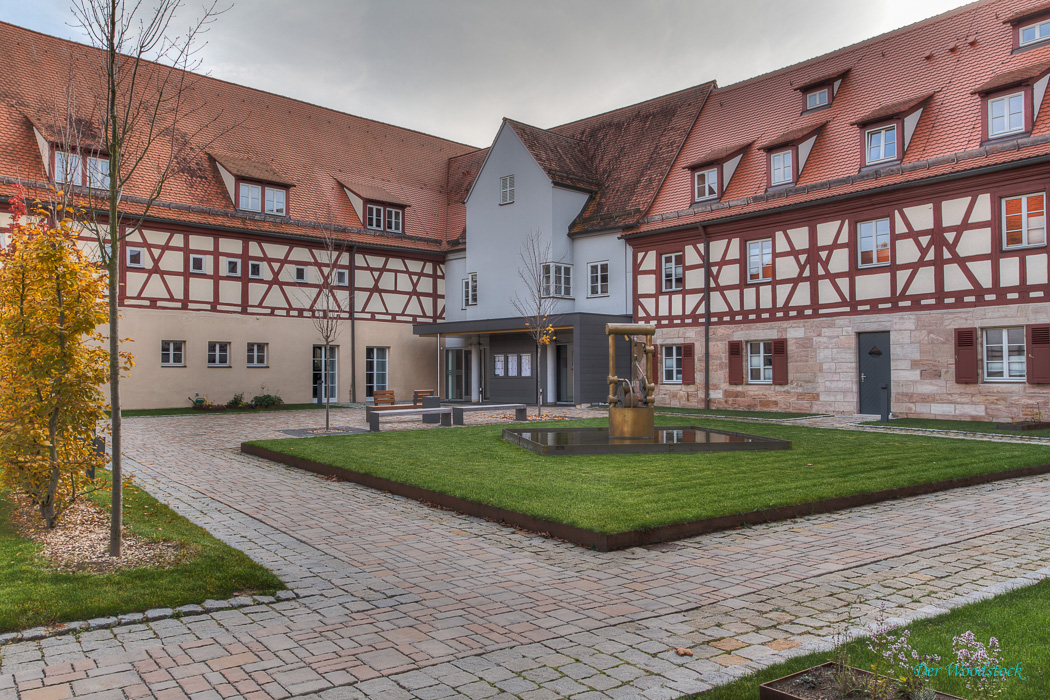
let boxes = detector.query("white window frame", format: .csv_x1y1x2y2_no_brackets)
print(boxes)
988,92,1025,138
246,342,268,368
1019,18,1050,46
189,254,207,274
335,269,349,286
541,263,572,298
366,346,389,396
226,258,241,277
747,340,774,384
207,341,230,368
85,156,110,189
160,340,185,367
238,182,262,212
694,167,718,202
1002,193,1046,249
858,217,892,268
248,261,263,279
126,246,145,268
770,150,793,186
747,239,773,283
264,187,286,216
54,151,81,185
385,207,403,233
865,125,898,165
294,266,308,283
662,253,683,292
983,327,1026,382
588,261,609,297
462,273,478,307
366,204,384,230
500,175,515,205
662,345,683,384
806,88,829,110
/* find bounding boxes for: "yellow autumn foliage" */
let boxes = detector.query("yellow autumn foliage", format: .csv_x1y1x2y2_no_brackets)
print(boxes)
0,188,111,528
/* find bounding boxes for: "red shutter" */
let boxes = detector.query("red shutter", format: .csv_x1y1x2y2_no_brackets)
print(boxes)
651,344,660,384
954,327,978,384
772,339,788,385
682,343,695,385
728,340,743,385
1027,324,1050,384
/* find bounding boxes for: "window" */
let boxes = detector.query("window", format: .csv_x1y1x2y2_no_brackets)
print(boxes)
984,328,1025,381
85,157,110,189
385,208,403,233
662,253,683,291
588,261,609,297
858,217,891,266
366,204,384,230
806,88,829,110
160,340,185,367
365,347,388,397
54,151,110,189
462,272,478,307
246,343,268,367
694,168,718,202
747,239,772,282
264,188,286,215
988,93,1024,138
190,255,206,274
226,259,241,277
335,269,349,286
238,183,261,212
294,266,307,283
748,341,773,384
207,342,230,367
866,125,898,164
770,150,793,185
1020,18,1050,46
1002,193,1045,248
248,261,263,279
500,175,515,204
542,263,572,298
662,345,683,384
127,247,145,268
54,151,80,185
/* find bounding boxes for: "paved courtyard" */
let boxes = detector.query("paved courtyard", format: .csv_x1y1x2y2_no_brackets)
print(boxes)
1,408,1049,699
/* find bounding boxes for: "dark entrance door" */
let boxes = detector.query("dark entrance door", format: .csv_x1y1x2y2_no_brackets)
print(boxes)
556,344,573,403
858,332,891,414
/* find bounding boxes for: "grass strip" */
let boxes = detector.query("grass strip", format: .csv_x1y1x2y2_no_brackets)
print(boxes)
245,417,1050,534
0,475,283,632
861,417,1050,438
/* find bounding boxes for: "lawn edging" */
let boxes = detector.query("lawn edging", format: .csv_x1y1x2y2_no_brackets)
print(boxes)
240,442,1050,551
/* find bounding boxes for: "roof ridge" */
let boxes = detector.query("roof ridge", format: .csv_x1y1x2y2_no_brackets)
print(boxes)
551,81,717,132
503,118,587,144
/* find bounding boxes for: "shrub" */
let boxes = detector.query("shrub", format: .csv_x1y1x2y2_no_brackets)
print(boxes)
250,394,284,408
226,393,247,409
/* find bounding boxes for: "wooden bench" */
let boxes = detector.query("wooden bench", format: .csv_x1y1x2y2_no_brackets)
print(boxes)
366,406,452,432
451,403,528,425
369,389,436,412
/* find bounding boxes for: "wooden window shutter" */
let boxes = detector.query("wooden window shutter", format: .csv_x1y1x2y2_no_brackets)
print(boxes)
682,343,695,385
954,327,978,384
1027,324,1050,384
772,339,788,385
728,340,744,385
651,344,660,384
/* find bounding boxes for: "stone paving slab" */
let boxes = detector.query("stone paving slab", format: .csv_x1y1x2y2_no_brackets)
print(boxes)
0,406,1047,699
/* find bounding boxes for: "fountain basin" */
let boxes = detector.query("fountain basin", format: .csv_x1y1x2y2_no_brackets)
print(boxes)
502,425,791,456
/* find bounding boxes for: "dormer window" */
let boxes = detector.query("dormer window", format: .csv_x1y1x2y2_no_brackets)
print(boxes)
865,124,898,165
238,181,287,215
682,141,751,206
54,150,110,189
795,69,848,113
385,208,402,233
1020,18,1050,47
365,203,405,233
366,204,383,230
694,168,718,202
770,150,794,186
806,88,829,110
989,92,1025,137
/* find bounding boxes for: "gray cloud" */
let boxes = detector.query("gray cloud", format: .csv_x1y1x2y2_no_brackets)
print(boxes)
3,0,971,146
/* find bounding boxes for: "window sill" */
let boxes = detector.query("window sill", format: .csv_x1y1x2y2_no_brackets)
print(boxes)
662,287,683,293
207,365,232,369
499,201,515,206
587,293,610,299
694,196,719,204
247,365,269,369
249,276,264,281
861,159,901,170
127,265,146,270
983,131,1030,145
982,379,1026,384
663,380,683,385
801,103,832,115
858,262,891,270
160,364,186,368
748,381,773,385
747,278,772,285
1002,243,1047,252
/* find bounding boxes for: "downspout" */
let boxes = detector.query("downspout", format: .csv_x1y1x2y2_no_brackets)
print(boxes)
436,333,442,400
350,245,358,403
701,225,711,410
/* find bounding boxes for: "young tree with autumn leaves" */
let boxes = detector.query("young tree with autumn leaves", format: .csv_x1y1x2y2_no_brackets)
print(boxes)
0,187,116,528
510,231,560,418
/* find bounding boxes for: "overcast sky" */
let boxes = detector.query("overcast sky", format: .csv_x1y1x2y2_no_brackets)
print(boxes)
4,0,974,147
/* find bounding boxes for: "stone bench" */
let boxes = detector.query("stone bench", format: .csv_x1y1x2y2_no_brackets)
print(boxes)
452,404,528,425
366,406,451,432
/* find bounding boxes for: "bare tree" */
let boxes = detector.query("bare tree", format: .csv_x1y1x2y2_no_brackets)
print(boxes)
510,231,561,418
68,0,226,557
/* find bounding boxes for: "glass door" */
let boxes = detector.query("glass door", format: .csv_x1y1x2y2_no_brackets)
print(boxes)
312,345,338,402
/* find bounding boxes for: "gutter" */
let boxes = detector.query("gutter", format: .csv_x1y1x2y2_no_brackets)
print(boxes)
350,244,358,403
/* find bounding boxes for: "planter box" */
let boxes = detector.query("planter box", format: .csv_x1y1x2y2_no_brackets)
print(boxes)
759,661,966,700
995,421,1050,431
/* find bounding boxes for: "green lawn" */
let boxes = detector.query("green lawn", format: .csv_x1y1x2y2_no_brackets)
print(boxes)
862,417,1050,438
0,475,283,632
655,407,822,419
692,578,1050,700
121,402,324,417
245,417,1050,534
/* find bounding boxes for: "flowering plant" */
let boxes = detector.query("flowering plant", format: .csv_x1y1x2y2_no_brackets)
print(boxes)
951,631,1004,700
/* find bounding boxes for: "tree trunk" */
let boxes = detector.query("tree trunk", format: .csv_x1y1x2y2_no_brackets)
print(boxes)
108,230,122,556
43,417,61,529
536,341,543,418
324,343,331,431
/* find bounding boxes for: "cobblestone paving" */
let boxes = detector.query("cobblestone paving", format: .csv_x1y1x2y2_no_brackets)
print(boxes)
1,408,1049,699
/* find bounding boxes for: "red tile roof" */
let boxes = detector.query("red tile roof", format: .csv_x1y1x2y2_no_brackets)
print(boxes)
505,119,599,191
637,0,1050,237
757,120,830,151
0,21,477,251
210,153,296,188
794,69,851,92
851,92,937,125
971,59,1050,93
1003,1,1050,24
682,141,754,170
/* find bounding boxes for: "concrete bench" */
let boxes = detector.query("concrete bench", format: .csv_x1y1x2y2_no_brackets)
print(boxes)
452,403,528,425
366,406,451,432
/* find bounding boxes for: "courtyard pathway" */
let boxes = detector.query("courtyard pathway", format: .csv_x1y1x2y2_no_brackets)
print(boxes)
1,407,1049,699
